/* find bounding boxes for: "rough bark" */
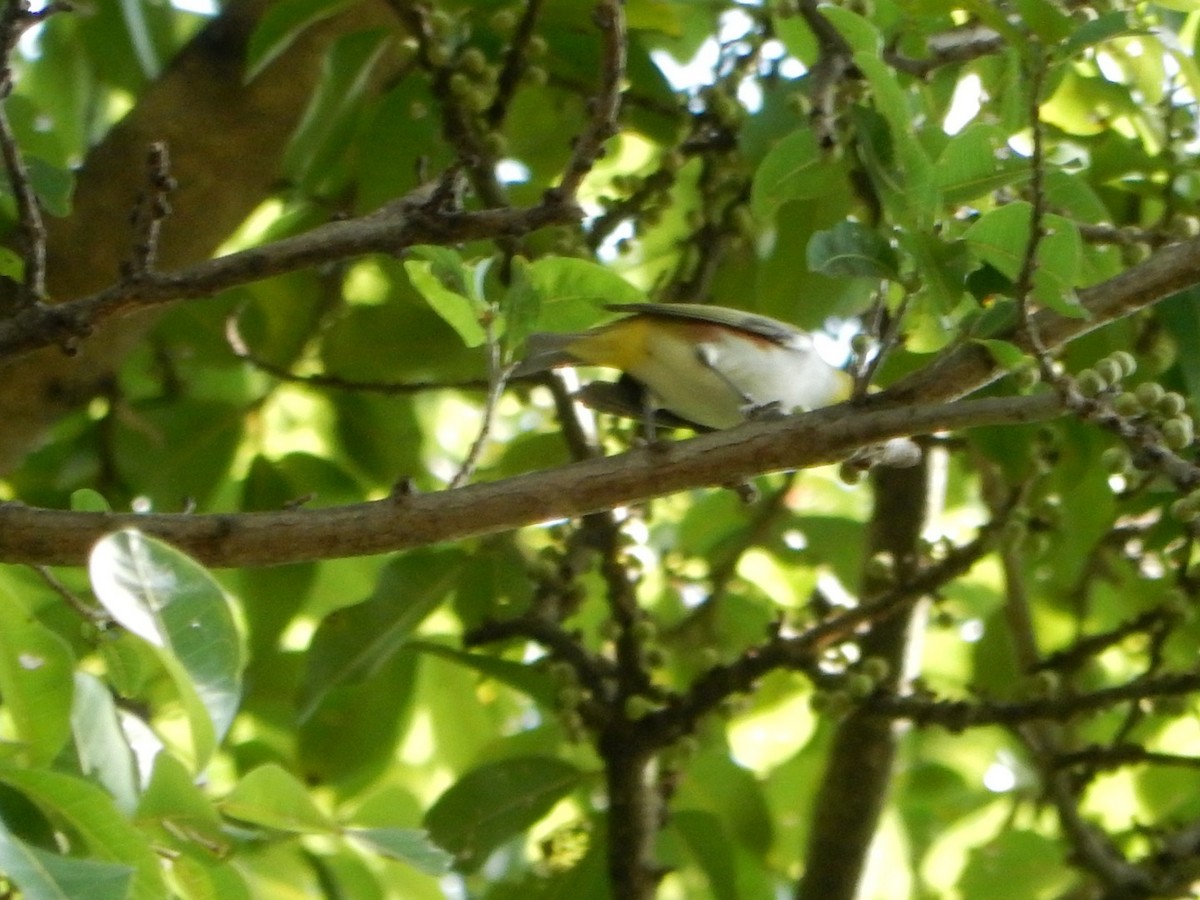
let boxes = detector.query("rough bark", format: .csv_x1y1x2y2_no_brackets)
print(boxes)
0,0,395,471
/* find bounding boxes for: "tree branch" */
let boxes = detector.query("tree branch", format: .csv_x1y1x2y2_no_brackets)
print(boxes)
0,393,1062,568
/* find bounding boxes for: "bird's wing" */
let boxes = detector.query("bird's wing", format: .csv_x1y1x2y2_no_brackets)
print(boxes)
603,302,803,347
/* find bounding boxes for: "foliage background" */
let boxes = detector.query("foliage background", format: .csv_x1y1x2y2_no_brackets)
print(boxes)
0,0,1199,898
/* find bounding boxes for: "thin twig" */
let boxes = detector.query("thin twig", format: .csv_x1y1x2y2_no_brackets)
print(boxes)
124,141,176,278
449,312,514,488
555,0,626,199
29,564,110,625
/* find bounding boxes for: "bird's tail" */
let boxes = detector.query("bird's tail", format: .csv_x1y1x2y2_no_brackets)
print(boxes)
510,332,583,377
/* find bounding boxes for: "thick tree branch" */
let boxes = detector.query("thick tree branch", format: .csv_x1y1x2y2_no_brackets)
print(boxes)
880,234,1200,406
0,393,1061,568
796,461,930,900
0,189,580,360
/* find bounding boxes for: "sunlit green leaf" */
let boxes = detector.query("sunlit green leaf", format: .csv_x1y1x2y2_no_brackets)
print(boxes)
0,819,133,900
0,588,74,766
222,763,337,833
245,0,354,82
425,756,584,872
298,548,463,720
751,127,826,221
0,767,166,900
88,530,244,768
346,827,454,875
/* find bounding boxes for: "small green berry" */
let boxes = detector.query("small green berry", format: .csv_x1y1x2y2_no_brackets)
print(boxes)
624,696,657,720
1108,350,1137,378
838,461,864,485
1100,446,1130,474
1163,416,1195,450
1075,368,1106,397
1158,392,1187,418
491,8,517,32
631,619,657,642
524,64,548,87
459,47,487,77
861,656,891,682
1136,381,1166,409
526,34,548,58
1112,391,1142,416
1094,357,1123,385
1170,495,1200,523
429,9,454,36
1002,519,1028,547
483,131,507,156
426,43,451,68
845,673,876,700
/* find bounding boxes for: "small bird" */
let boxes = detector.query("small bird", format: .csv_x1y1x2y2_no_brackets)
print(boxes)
513,302,851,431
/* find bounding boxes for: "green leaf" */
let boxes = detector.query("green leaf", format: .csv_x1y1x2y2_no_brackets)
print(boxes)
750,127,826,221
934,124,1030,205
404,260,488,348
245,0,354,83
1014,0,1074,44
346,827,454,875
973,338,1028,370
1061,10,1140,57
672,810,738,900
136,751,230,857
407,641,556,707
88,530,244,768
71,673,138,816
283,27,392,189
424,756,584,872
0,767,166,900
817,5,880,52
904,232,972,314
807,220,898,279
69,488,110,512
111,399,245,509
118,0,160,79
0,587,74,766
298,548,463,721
297,645,419,788
221,763,336,834
0,246,24,280
28,156,75,217
0,819,133,900
962,203,1086,317
525,257,646,332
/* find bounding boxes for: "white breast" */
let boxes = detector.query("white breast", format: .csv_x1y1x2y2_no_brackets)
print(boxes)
628,329,846,429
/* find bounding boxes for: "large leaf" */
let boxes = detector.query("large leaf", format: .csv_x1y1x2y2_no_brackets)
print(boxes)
963,202,1085,317
0,818,132,900
221,763,336,834
298,547,464,720
403,258,488,348
750,127,828,221
0,587,74,767
245,0,355,82
0,767,166,900
71,672,138,816
345,827,454,875
89,530,244,768
807,220,899,280
525,257,646,332
424,756,585,872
